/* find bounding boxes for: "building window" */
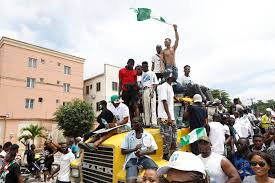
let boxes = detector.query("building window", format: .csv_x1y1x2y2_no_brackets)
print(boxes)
57,80,60,85
25,98,34,109
63,83,70,92
57,62,61,66
28,58,37,68
96,82,101,92
64,66,71,75
40,78,44,82
26,77,35,88
63,101,68,106
96,102,101,111
86,86,89,95
112,82,118,91
90,85,93,90
41,59,45,64
56,99,60,104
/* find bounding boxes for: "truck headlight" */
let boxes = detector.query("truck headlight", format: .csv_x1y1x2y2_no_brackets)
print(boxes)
71,168,80,178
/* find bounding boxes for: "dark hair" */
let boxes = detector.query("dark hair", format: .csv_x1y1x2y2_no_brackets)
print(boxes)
213,113,222,122
165,38,171,42
3,142,12,150
135,65,141,70
142,61,148,65
248,151,272,167
0,145,2,149
253,134,263,140
239,137,249,146
233,98,239,104
127,58,135,64
184,65,191,69
10,144,19,151
100,100,107,106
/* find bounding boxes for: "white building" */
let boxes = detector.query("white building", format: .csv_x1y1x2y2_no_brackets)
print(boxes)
84,64,121,116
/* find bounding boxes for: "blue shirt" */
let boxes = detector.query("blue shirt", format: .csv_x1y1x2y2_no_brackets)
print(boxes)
230,153,254,180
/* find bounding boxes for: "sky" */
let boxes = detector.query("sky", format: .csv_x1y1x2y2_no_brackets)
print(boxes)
1,0,275,104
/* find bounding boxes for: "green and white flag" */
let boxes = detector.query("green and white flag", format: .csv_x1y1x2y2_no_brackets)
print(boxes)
131,8,169,24
180,127,207,146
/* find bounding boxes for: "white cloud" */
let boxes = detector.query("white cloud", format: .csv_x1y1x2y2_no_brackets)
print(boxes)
0,0,275,100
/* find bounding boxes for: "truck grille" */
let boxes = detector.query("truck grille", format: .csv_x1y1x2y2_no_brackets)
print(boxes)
82,146,114,183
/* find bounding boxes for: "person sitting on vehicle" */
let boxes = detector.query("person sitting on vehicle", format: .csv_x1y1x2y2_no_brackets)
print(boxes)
47,142,74,183
177,65,214,102
157,151,208,183
1,151,24,183
83,100,115,141
197,136,241,183
249,134,267,153
80,95,130,151
121,116,158,183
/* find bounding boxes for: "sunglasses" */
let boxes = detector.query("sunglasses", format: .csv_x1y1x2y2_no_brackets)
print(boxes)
250,161,266,167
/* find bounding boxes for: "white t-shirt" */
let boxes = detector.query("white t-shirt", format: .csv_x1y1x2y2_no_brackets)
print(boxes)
198,152,228,183
141,71,159,88
233,117,254,139
177,75,193,86
57,152,75,182
243,175,275,183
209,122,230,155
157,82,175,120
109,103,131,127
151,54,161,73
121,130,158,169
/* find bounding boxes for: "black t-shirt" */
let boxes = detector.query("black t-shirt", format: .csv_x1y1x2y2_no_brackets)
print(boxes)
44,146,54,163
5,163,21,183
188,104,207,130
97,109,114,128
26,150,35,165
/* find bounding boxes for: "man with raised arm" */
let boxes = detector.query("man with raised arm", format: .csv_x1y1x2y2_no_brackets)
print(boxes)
160,24,179,80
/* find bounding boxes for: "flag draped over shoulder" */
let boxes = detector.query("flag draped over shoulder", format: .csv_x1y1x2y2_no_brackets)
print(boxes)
131,8,167,23
180,127,207,146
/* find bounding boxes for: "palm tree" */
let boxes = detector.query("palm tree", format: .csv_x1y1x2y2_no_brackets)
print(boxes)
19,124,46,144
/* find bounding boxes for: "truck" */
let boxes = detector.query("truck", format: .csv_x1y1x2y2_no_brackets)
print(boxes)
81,127,190,183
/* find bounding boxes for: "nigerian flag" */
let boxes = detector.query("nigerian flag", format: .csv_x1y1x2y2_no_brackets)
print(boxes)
180,127,207,146
131,8,167,23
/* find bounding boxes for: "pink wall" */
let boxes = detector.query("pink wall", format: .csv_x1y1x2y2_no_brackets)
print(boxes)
0,44,84,119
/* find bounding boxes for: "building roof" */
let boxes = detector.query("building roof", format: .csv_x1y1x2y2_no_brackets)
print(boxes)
0,37,85,64
84,64,121,82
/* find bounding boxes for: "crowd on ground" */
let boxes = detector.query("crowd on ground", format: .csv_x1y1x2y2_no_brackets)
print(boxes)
0,138,81,183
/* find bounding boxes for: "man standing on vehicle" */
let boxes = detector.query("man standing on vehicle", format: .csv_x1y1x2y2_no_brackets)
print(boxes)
160,24,179,80
119,58,139,118
121,116,158,183
48,142,75,183
157,71,177,160
141,61,159,127
151,45,163,81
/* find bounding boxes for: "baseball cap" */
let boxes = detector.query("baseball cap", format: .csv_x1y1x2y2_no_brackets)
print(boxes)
110,95,122,103
157,151,206,176
193,94,202,103
197,136,211,143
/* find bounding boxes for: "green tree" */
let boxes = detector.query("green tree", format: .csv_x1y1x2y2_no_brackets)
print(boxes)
19,124,46,144
211,89,232,108
55,99,95,138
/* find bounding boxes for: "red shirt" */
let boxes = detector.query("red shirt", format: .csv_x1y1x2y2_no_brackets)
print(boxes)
119,67,137,91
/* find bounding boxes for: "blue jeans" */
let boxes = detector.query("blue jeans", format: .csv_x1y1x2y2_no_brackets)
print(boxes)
125,157,158,180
